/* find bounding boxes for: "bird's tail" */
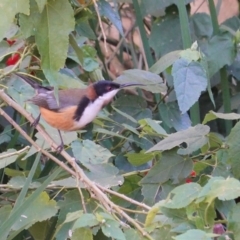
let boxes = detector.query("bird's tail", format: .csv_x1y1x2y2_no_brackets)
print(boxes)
14,73,53,91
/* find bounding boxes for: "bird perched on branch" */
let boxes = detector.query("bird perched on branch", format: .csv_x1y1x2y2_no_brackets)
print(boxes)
15,73,143,152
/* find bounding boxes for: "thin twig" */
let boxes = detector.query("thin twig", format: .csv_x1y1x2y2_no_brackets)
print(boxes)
0,146,30,159
96,184,151,211
93,0,107,53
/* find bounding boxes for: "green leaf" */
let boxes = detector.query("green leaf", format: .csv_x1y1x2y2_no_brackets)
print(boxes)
0,167,62,238
85,163,124,187
7,76,35,106
149,11,182,58
141,183,161,206
112,106,138,124
174,229,216,240
0,0,29,41
172,58,208,114
138,118,167,135
141,151,193,185
98,0,123,36
201,32,235,77
28,221,51,240
124,229,144,240
55,190,97,240
140,0,193,16
71,139,114,166
69,33,84,65
0,149,19,169
180,48,201,62
150,50,181,74
159,102,191,131
186,202,216,229
93,127,132,142
101,220,126,240
76,21,96,40
23,0,74,71
192,13,213,38
163,183,201,209
0,205,12,226
125,152,153,166
35,0,47,12
203,111,240,124
151,225,176,240
0,126,11,144
19,0,40,38
227,121,240,178
45,70,85,89
228,203,240,239
72,214,99,230
12,192,58,230
115,69,167,93
72,228,93,240
146,124,210,154
197,177,240,203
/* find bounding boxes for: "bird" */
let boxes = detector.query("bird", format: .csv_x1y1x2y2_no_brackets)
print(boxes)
14,73,144,153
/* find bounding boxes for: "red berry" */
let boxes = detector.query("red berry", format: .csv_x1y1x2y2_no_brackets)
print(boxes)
6,53,20,66
185,178,192,183
190,170,196,177
6,39,16,46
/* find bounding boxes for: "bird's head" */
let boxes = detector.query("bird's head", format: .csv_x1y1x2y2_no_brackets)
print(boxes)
89,80,143,105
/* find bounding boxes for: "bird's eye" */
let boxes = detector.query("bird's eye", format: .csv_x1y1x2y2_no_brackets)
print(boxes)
106,86,112,91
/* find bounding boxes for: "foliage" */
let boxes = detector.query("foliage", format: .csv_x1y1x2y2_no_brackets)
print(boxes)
0,0,240,239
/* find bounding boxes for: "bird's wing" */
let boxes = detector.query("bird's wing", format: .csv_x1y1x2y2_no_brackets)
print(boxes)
30,89,87,111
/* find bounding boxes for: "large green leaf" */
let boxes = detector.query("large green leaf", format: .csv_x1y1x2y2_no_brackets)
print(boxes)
149,10,182,58
146,124,210,154
141,151,193,185
191,13,213,38
197,177,240,203
172,58,208,114
159,102,191,131
12,192,58,230
71,139,114,166
200,32,235,77
20,0,74,71
85,163,124,187
163,183,201,209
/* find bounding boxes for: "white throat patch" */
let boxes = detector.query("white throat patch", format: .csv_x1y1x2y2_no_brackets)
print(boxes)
75,89,119,128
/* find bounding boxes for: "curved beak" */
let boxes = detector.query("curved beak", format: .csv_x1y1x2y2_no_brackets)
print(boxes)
120,83,145,89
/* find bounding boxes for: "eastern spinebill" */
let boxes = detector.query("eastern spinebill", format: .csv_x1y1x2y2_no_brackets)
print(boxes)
15,73,143,152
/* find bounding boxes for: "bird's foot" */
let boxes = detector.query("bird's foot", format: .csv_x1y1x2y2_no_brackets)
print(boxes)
56,143,64,154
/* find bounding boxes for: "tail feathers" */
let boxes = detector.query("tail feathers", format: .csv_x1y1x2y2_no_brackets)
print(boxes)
14,73,53,91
